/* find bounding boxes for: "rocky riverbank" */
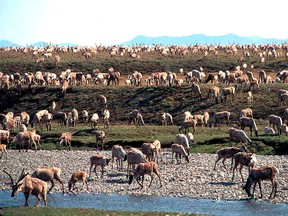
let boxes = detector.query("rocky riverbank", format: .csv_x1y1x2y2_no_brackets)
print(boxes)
1,150,287,203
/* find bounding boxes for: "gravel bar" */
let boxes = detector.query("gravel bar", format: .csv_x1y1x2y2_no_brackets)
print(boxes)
1,150,287,203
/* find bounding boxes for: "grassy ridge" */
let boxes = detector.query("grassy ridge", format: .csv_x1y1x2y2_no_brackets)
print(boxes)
1,47,288,74
4,121,288,155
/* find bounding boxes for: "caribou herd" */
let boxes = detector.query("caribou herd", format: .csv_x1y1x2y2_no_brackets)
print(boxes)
1,42,288,91
1,43,288,206
0,66,287,91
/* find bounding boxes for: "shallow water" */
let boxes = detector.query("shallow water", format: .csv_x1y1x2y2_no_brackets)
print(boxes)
0,191,287,216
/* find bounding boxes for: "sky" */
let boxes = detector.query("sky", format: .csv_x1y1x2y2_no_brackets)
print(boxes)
0,0,287,46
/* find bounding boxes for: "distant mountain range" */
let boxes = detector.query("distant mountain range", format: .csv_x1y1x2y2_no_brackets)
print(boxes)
0,40,77,48
0,40,21,47
1,34,288,47
121,34,288,46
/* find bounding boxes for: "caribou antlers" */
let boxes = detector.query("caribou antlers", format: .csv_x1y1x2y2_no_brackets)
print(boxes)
3,168,28,186
3,169,14,185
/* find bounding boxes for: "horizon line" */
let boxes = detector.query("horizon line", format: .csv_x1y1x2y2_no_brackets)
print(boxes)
1,33,288,47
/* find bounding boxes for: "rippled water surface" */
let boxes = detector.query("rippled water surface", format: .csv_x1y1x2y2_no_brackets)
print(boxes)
0,191,287,216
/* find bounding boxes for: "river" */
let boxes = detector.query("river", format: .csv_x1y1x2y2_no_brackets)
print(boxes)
0,191,287,215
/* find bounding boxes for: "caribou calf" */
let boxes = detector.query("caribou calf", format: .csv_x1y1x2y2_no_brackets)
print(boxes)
68,171,89,192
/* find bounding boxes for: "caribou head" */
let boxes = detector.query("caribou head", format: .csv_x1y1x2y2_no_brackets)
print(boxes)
3,168,29,197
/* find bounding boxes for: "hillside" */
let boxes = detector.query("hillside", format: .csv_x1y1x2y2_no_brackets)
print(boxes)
1,45,288,75
0,83,285,125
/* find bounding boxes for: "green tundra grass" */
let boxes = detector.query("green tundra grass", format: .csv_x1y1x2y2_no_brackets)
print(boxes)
0,207,205,216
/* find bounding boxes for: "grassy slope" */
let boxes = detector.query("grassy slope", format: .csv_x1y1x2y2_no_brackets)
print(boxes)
0,207,204,216
1,47,288,74
1,83,286,124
